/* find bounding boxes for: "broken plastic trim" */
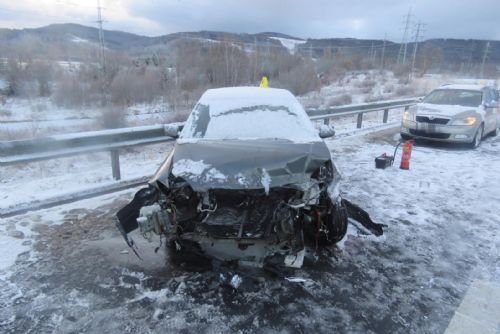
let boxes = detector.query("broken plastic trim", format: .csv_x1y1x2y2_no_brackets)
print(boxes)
341,198,386,236
116,186,159,258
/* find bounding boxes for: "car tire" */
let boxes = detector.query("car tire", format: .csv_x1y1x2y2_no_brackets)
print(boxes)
401,133,412,140
328,204,348,243
469,124,484,149
491,125,498,137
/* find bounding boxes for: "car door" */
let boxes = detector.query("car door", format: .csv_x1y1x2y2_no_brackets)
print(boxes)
491,89,500,128
482,89,497,133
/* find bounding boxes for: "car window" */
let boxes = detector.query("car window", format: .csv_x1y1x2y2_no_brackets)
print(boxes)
489,88,498,102
483,89,492,103
180,101,320,141
422,89,483,107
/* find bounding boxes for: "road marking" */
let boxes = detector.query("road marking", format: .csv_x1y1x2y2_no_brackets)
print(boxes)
444,280,500,334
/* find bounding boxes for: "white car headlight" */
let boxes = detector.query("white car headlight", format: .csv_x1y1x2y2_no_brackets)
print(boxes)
451,116,477,126
403,110,415,121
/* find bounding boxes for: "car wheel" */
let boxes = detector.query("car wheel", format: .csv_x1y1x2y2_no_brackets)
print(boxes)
492,125,498,137
327,202,348,243
401,133,412,140
469,124,484,149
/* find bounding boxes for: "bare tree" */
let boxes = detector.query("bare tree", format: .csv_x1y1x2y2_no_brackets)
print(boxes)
417,44,443,75
30,60,54,97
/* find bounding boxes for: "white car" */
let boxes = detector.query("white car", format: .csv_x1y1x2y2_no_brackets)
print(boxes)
401,84,499,148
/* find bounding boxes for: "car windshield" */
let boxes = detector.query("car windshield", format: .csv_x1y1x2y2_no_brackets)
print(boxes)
179,90,319,141
422,89,482,107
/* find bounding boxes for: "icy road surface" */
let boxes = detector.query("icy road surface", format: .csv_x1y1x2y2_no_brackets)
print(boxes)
0,128,499,333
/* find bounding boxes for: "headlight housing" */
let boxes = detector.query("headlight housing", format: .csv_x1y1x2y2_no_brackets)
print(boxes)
403,110,415,122
451,116,477,126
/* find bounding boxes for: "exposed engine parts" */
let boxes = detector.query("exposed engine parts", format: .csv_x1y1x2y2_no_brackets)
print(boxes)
117,173,384,269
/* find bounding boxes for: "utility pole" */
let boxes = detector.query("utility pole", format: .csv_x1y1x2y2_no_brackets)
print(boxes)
410,21,424,80
479,41,490,78
369,41,374,63
381,33,387,70
397,8,412,65
253,35,258,82
96,0,107,106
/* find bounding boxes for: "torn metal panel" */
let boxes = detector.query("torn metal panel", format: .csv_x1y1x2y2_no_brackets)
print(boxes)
150,139,332,192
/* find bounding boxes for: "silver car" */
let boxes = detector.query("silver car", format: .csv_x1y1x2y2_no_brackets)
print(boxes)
401,84,499,148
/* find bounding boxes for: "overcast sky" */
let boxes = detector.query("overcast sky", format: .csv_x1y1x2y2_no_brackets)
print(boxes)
0,0,498,41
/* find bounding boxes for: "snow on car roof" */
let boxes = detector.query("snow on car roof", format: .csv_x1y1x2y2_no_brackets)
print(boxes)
199,87,300,115
202,86,295,100
438,84,486,91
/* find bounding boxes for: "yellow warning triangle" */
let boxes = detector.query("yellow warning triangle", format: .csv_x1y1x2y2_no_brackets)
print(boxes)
260,76,269,88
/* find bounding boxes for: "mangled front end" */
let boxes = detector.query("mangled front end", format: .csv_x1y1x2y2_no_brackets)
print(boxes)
116,141,384,269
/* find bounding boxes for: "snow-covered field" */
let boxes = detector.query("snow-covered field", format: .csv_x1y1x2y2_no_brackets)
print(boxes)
269,36,305,54
0,125,499,333
0,70,467,140
0,98,180,139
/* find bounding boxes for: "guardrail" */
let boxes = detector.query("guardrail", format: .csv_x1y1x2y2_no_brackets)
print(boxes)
0,124,176,180
307,97,418,127
0,97,418,180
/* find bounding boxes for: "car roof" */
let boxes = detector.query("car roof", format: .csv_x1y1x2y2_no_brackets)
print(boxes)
201,86,296,101
198,87,305,118
438,84,487,91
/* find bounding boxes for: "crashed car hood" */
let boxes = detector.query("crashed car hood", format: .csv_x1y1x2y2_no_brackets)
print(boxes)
150,139,332,191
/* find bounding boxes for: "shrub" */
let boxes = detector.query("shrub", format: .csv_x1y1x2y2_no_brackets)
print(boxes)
96,107,127,129
358,78,376,89
394,85,416,97
327,94,352,107
364,94,383,103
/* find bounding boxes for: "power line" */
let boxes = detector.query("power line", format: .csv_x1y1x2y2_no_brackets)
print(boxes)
96,0,107,106
397,8,412,65
479,41,491,78
410,21,425,80
381,33,387,70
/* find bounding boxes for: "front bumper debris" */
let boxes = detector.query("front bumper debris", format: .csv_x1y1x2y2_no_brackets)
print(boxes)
116,185,384,269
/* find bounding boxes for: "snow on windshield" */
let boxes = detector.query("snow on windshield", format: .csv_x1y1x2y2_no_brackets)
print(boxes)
423,89,482,107
179,87,320,142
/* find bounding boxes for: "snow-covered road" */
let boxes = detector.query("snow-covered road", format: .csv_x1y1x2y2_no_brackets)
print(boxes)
0,127,499,333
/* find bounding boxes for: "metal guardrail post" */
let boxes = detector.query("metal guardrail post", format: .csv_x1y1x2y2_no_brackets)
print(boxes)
356,113,363,128
383,109,389,123
110,149,121,180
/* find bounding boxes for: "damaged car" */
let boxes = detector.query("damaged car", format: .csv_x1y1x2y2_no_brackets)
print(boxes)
116,87,383,269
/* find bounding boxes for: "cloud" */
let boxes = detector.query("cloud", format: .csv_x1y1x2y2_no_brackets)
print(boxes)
0,0,498,41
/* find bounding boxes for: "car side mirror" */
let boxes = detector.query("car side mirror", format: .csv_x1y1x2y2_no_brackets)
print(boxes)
164,123,184,138
319,124,335,139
